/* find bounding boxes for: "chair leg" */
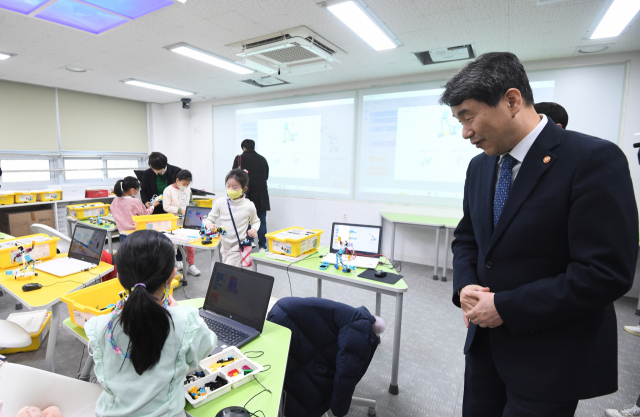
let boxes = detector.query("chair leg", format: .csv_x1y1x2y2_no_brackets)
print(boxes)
352,397,376,416
78,355,94,382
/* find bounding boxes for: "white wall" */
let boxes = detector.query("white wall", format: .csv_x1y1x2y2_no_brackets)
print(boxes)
149,50,640,295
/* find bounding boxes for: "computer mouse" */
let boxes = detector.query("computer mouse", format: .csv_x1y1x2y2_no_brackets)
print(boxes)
374,270,387,278
215,407,251,417
22,283,43,291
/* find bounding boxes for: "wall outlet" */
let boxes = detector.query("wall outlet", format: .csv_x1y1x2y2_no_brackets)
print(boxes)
343,213,348,221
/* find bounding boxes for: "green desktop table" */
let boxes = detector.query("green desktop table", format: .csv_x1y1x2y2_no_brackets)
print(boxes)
0,232,14,240
63,298,291,417
380,212,461,282
252,247,406,395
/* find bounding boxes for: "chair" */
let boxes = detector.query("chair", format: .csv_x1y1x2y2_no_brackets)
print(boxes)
0,319,31,350
0,362,103,416
30,223,71,254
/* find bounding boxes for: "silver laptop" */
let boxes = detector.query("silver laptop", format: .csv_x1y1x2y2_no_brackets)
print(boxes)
183,205,212,230
36,224,106,277
200,262,274,354
321,222,383,269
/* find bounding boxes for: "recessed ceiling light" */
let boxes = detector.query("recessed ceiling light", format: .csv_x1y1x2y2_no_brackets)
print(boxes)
65,66,87,72
202,96,216,99
165,43,255,75
578,45,609,53
121,79,195,96
0,52,16,61
590,0,640,39
322,0,402,51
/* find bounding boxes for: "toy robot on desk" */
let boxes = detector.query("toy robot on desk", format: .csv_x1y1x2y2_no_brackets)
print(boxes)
89,214,108,226
335,238,355,273
199,223,226,245
5,242,38,280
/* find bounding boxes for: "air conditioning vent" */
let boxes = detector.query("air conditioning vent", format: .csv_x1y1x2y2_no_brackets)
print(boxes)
261,43,320,63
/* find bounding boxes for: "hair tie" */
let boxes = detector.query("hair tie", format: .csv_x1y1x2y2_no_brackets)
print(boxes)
133,283,146,290
120,181,124,192
243,169,248,174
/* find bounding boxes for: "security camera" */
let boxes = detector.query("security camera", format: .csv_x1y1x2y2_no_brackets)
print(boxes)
181,98,191,109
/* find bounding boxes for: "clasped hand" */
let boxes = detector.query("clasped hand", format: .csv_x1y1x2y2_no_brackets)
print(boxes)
460,285,503,329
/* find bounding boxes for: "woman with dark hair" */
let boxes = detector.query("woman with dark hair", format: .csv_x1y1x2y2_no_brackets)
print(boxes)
85,230,217,416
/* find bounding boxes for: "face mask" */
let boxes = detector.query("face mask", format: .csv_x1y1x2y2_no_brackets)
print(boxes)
178,184,187,191
227,189,243,199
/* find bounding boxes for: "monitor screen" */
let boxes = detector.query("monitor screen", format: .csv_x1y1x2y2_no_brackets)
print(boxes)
70,225,106,262
204,263,274,331
331,223,382,255
183,206,212,229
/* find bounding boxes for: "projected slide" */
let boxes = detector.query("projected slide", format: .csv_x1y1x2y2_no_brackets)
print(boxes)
258,115,322,179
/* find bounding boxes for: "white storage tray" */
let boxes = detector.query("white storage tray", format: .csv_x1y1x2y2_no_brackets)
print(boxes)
199,346,264,390
184,371,231,408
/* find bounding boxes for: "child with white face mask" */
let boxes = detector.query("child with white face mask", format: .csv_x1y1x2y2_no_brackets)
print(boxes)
163,169,200,276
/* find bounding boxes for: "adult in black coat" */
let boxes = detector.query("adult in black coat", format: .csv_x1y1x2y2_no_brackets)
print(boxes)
140,152,181,215
233,139,270,250
441,52,638,416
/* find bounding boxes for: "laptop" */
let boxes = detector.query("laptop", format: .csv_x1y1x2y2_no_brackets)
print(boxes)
200,262,274,354
321,222,383,269
35,224,106,277
183,205,212,230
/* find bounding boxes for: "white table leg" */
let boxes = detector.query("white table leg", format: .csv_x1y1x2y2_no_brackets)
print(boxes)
79,355,94,381
210,250,216,278
375,293,381,316
389,222,396,263
317,279,322,298
442,228,450,282
107,231,113,254
251,261,257,272
179,246,188,286
389,292,403,395
67,218,73,238
45,303,61,373
433,227,441,280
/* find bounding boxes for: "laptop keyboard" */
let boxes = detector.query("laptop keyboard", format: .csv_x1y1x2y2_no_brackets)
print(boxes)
203,317,249,346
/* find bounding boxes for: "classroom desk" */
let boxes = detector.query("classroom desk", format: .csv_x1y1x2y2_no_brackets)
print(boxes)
63,298,291,417
380,212,460,281
0,253,113,373
66,216,118,254
251,247,407,395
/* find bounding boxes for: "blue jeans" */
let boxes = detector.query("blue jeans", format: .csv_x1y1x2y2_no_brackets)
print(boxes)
119,233,127,246
257,211,267,249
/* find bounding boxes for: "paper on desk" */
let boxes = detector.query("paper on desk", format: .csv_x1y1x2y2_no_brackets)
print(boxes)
274,229,316,240
265,251,315,262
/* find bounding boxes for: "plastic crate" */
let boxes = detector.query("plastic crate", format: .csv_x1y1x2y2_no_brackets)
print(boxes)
0,234,60,269
266,227,323,257
36,189,62,201
85,188,109,198
0,191,14,205
132,213,178,231
0,312,51,355
193,198,214,208
13,191,38,204
68,203,110,220
60,277,180,328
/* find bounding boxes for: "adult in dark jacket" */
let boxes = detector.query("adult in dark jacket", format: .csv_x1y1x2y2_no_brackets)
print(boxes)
232,139,270,250
267,297,383,417
441,52,638,416
141,152,181,216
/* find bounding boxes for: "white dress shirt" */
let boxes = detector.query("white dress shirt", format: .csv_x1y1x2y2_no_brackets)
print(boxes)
496,115,548,187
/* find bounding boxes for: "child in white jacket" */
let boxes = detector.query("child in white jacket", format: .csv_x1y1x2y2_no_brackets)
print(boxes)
204,169,260,267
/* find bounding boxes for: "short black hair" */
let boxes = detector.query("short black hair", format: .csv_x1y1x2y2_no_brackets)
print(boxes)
225,168,249,189
439,52,534,108
241,139,255,151
534,102,568,129
148,152,167,170
176,169,192,181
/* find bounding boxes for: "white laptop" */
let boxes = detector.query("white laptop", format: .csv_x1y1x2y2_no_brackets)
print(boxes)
36,224,106,277
321,222,382,269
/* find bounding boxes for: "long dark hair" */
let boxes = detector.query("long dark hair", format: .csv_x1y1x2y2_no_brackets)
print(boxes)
114,176,140,197
114,230,175,374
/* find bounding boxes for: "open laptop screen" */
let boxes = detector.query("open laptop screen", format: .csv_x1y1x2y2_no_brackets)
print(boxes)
330,222,382,256
69,224,106,264
183,206,211,229
204,263,274,332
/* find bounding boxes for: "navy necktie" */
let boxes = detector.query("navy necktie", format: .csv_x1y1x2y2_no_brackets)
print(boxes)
494,154,515,228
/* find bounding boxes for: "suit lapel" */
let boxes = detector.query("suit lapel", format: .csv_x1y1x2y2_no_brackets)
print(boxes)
487,123,561,254
482,155,499,242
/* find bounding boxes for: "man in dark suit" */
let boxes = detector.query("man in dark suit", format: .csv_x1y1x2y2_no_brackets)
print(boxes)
534,101,569,129
440,52,638,416
140,151,181,215
233,139,270,251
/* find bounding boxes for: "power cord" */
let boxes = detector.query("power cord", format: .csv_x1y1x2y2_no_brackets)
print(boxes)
76,345,86,378
42,280,87,288
285,255,309,297
243,364,272,417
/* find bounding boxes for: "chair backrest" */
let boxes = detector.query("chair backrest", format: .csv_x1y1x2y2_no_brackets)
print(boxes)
0,363,103,417
0,319,31,349
30,223,71,253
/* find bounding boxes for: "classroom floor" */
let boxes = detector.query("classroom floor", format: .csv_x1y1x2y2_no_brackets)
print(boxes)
1,247,639,417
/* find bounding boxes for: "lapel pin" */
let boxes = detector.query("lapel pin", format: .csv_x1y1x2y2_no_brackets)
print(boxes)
543,156,551,163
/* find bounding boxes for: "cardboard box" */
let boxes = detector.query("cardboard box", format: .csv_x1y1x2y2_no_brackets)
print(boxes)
0,208,56,237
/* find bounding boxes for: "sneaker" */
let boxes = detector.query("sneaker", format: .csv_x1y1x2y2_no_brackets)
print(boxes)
259,248,266,253
605,405,640,417
188,264,201,276
175,261,183,271
624,325,640,336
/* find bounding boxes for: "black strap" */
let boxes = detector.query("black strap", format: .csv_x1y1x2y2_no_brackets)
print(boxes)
227,198,247,247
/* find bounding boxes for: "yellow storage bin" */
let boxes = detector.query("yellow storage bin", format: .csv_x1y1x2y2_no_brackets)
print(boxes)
193,198,214,208
13,191,38,204
61,276,180,328
0,312,51,354
266,227,323,257
36,189,62,201
68,203,110,220
132,213,178,231
0,234,60,269
0,191,14,205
